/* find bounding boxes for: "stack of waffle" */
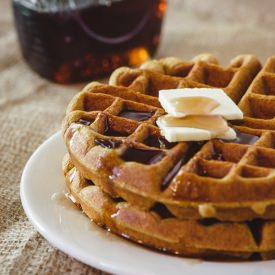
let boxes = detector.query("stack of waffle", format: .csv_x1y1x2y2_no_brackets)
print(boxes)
62,54,275,260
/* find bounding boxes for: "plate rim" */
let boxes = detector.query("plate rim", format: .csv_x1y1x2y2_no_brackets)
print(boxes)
20,131,275,275
20,132,130,275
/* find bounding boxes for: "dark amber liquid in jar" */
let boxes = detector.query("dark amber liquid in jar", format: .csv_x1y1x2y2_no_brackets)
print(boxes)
12,0,166,83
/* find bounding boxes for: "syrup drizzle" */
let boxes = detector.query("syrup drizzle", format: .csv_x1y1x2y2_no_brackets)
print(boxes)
77,118,94,126
144,135,176,149
104,116,129,137
150,202,175,219
121,146,166,164
118,110,154,121
95,138,122,149
161,157,185,190
229,130,259,145
170,96,219,114
198,218,220,226
246,219,264,245
159,115,229,136
160,141,204,191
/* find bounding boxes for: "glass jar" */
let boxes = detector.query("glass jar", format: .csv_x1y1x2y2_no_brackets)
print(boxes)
12,0,167,83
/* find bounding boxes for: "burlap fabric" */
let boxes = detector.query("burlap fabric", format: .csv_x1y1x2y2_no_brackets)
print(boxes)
1,0,275,274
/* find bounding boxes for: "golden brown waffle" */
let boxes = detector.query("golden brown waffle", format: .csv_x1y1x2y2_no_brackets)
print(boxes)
63,155,275,260
62,78,275,222
109,54,261,103
236,56,275,133
62,54,275,260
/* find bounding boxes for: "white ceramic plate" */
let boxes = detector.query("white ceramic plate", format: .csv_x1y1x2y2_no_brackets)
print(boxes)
21,132,275,275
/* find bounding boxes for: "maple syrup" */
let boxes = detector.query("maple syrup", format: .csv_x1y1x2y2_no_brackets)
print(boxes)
12,0,166,83
170,96,220,115
231,130,259,145
159,115,229,136
144,135,176,149
121,146,166,164
161,157,185,190
77,118,95,126
95,138,122,149
118,110,154,121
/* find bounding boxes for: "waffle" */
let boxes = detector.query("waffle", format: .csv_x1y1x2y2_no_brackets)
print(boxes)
62,54,275,260
63,81,275,222
236,56,275,133
63,155,275,260
109,54,261,103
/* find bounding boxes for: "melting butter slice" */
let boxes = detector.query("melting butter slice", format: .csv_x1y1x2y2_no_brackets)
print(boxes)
159,88,243,119
170,96,220,115
157,115,236,142
159,115,228,136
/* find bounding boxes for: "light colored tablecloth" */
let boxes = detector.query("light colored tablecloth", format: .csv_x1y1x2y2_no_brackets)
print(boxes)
1,0,275,274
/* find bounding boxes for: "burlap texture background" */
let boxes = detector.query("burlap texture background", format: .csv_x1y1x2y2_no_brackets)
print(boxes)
1,0,275,274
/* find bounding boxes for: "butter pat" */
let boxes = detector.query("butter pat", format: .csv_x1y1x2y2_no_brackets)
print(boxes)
159,88,243,119
157,115,236,142
159,127,236,142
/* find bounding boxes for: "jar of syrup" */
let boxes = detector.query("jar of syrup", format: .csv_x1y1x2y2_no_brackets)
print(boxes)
12,0,166,83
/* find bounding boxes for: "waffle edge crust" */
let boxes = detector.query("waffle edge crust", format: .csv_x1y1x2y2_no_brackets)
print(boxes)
62,54,275,260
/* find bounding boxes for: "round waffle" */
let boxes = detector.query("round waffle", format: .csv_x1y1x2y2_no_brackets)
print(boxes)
63,78,275,222
109,54,261,103
63,155,275,261
62,54,275,260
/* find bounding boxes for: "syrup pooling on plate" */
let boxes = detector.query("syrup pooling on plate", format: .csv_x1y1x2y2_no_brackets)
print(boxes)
170,96,220,115
51,191,79,211
121,146,166,164
118,110,154,121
